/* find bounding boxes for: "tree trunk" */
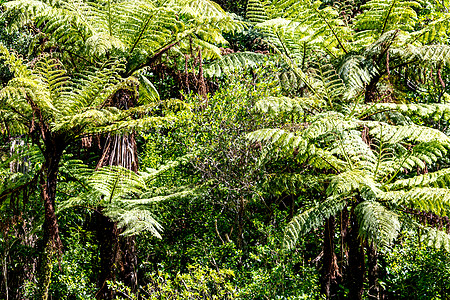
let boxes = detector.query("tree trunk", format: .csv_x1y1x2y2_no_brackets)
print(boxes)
320,216,340,299
95,213,118,300
367,242,380,300
347,210,365,300
94,212,138,299
364,76,381,104
35,242,54,300
36,135,65,300
95,84,139,299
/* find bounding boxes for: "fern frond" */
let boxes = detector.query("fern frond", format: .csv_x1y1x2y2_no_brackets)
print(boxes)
246,128,309,154
409,13,450,44
327,170,381,199
302,112,358,140
88,166,146,204
367,122,450,145
392,44,450,69
381,188,450,217
59,156,93,184
254,96,305,115
307,145,349,172
387,168,450,191
204,52,266,78
104,206,163,238
261,173,329,196
89,115,177,134
121,189,197,205
356,103,450,122
339,55,378,100
355,200,400,246
142,153,195,182
283,196,348,250
311,62,347,105
354,0,420,42
397,141,448,171
5,0,241,70
137,73,160,105
61,165,164,237
413,45,450,67
246,0,270,24
329,130,377,171
420,225,450,252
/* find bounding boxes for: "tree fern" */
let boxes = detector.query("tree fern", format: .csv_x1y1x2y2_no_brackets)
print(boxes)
4,0,244,73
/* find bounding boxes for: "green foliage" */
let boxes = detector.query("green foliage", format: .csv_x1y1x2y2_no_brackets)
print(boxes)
4,0,243,67
382,232,450,298
61,165,164,238
204,51,267,78
354,0,421,40
111,264,237,300
4,0,450,299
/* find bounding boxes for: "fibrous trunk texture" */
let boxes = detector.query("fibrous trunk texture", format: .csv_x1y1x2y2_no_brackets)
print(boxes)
37,133,65,300
347,210,365,300
367,242,380,300
320,216,340,299
95,84,139,299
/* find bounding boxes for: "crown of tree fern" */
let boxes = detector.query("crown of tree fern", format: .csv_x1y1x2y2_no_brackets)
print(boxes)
248,82,450,251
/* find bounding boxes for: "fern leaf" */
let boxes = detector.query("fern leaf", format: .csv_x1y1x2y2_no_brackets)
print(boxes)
246,128,309,154
261,173,329,196
329,130,377,171
283,196,348,250
420,226,450,252
339,55,378,100
327,170,381,199
246,0,270,24
355,200,400,246
388,168,450,191
367,122,450,145
204,52,266,78
381,188,450,217
104,206,163,238
254,96,305,115
354,0,420,42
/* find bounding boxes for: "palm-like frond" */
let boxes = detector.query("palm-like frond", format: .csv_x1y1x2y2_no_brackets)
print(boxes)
283,196,348,250
204,52,267,78
5,0,243,69
355,200,400,247
381,188,450,217
387,168,450,191
354,0,420,43
420,225,450,252
62,165,163,237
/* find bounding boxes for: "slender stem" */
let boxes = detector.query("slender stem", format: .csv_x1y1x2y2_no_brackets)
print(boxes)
381,0,397,36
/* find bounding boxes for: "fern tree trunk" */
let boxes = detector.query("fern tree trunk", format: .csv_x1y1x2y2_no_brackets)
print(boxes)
36,132,65,300
320,216,340,299
95,83,139,300
367,242,380,300
347,209,365,300
364,75,381,104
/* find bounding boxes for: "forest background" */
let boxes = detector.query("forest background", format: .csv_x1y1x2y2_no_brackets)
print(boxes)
2,0,450,299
